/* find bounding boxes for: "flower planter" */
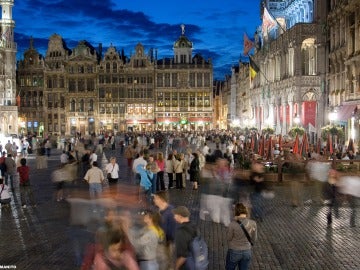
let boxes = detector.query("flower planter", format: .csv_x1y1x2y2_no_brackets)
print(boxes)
264,173,279,182
282,173,306,182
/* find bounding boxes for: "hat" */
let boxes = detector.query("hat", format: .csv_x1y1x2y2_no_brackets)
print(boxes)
172,206,190,218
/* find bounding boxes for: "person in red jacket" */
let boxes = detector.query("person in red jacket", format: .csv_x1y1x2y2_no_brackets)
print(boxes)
17,158,36,208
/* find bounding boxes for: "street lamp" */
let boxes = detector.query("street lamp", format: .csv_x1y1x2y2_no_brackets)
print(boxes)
329,111,337,125
294,114,300,126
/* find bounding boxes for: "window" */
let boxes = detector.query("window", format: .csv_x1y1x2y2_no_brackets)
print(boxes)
172,93,178,106
79,99,84,112
87,79,95,91
190,93,195,107
60,96,65,108
70,100,75,112
165,73,170,87
89,99,94,111
197,73,202,87
189,73,195,87
172,73,177,87
69,79,76,92
157,74,163,87
78,79,85,92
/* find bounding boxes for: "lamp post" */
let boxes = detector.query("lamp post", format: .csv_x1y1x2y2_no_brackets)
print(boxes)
329,111,337,126
294,114,300,126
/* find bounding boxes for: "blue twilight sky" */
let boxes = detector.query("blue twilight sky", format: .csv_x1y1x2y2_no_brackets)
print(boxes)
13,0,262,80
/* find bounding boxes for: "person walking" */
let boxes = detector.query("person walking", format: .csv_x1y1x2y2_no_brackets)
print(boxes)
134,209,165,270
132,150,148,185
172,206,197,270
84,161,105,199
17,158,36,208
225,203,257,270
0,175,11,209
156,152,165,191
153,191,177,270
189,152,200,190
165,154,175,189
173,154,185,190
147,154,160,194
4,153,17,191
105,157,120,184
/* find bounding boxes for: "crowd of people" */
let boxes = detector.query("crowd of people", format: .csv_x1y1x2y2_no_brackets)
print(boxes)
1,129,360,270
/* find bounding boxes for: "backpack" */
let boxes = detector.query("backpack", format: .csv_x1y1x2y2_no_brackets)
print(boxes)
186,234,209,270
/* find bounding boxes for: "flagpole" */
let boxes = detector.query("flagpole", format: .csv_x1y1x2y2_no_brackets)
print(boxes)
264,5,286,33
246,53,270,84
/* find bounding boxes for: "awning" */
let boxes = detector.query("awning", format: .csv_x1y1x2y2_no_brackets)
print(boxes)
337,105,356,121
156,117,179,123
126,119,154,124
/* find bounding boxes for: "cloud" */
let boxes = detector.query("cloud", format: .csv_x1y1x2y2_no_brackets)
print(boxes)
14,0,261,79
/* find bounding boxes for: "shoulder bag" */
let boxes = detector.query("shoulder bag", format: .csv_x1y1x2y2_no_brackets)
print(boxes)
237,221,254,246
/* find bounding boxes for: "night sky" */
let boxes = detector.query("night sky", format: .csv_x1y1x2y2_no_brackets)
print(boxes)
13,0,261,79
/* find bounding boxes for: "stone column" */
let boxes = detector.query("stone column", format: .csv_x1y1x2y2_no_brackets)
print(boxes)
282,102,288,135
289,101,293,127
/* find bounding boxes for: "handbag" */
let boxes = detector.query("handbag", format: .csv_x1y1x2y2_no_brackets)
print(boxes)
237,221,254,246
107,165,115,180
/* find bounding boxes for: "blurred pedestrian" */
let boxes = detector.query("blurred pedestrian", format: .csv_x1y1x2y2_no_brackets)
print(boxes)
249,161,266,221
165,154,174,189
84,161,105,199
4,153,16,191
0,175,11,209
172,206,197,270
105,157,120,184
134,210,165,270
17,158,36,208
155,152,165,191
93,228,139,270
148,154,159,194
189,152,200,190
153,191,176,270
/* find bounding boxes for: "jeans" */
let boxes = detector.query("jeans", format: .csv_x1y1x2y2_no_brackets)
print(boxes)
20,185,36,206
139,259,158,270
225,249,252,270
151,173,157,194
89,183,102,199
250,192,264,220
5,173,16,190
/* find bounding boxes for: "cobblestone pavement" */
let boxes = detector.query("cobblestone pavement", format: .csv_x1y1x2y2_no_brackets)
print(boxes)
0,145,359,270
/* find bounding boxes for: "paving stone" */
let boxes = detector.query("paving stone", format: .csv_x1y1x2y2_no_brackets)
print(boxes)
0,146,359,269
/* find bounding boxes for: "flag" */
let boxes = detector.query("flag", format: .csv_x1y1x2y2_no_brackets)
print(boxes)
293,134,299,155
16,94,21,107
249,56,260,80
243,33,254,56
262,7,277,35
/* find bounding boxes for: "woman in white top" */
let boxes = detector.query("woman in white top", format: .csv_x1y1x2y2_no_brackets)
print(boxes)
0,176,11,207
106,157,120,184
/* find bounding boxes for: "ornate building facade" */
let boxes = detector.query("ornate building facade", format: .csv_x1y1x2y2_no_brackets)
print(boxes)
17,26,213,136
0,0,17,136
247,0,328,143
327,0,360,143
154,28,213,131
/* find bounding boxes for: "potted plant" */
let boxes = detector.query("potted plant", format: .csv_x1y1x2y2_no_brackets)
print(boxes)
262,127,274,135
288,126,305,137
321,125,344,141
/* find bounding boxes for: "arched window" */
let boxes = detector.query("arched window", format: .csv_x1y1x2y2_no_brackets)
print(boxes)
70,99,75,112
60,96,65,108
89,99,94,111
79,99,84,112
